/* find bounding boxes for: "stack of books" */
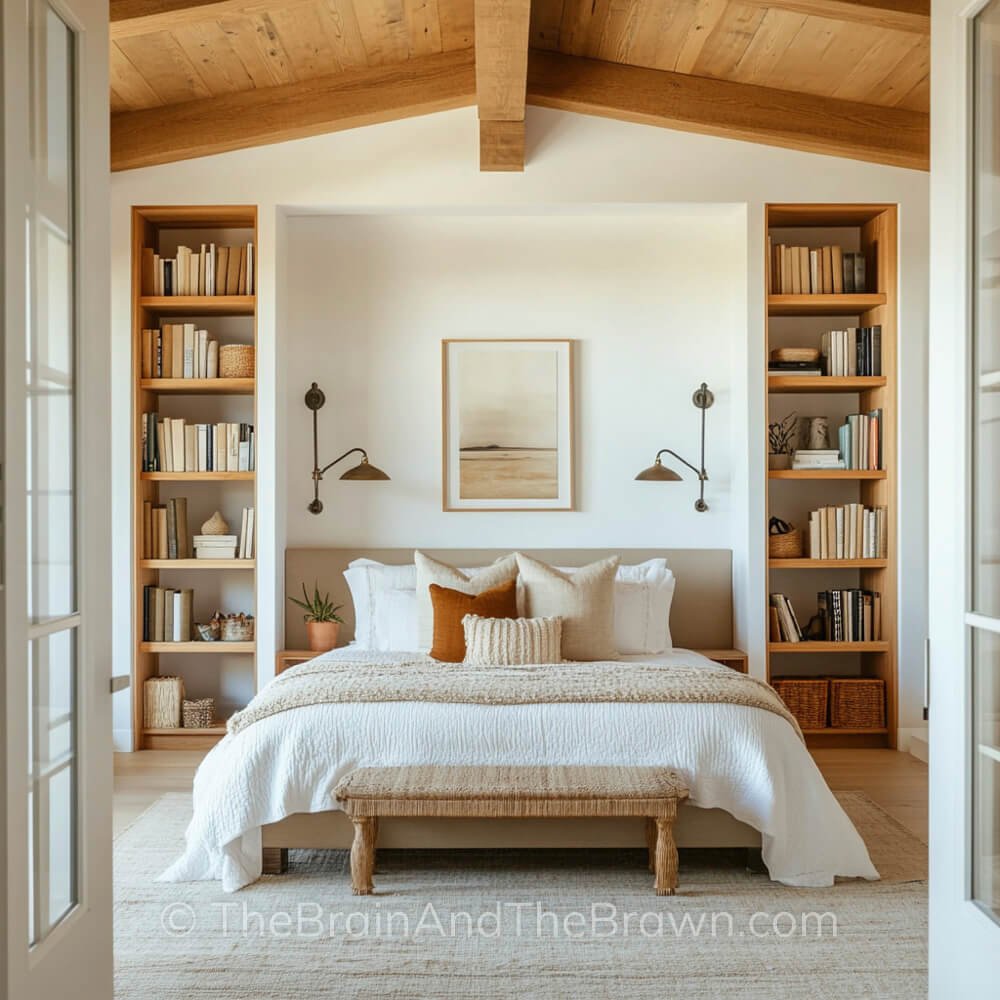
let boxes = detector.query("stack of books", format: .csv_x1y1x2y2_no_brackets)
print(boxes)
768,240,867,294
142,586,194,642
808,504,887,560
142,414,255,473
820,327,882,376
769,593,803,642
838,410,882,470
792,449,844,471
768,360,824,377
193,534,237,560
141,497,190,559
142,242,254,296
817,590,882,642
238,506,255,559
140,324,219,379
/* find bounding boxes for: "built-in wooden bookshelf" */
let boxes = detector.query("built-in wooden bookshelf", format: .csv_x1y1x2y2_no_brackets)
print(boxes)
131,205,258,750
765,204,897,749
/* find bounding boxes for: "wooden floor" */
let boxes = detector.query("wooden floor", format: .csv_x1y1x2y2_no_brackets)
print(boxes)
114,748,928,843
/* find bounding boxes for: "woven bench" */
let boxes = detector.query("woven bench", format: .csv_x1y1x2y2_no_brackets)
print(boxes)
333,765,690,896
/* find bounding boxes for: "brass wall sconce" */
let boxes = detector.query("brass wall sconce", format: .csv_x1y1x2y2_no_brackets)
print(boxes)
305,382,390,514
635,382,714,512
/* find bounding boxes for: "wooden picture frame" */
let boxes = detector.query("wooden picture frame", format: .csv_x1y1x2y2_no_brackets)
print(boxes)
442,339,574,511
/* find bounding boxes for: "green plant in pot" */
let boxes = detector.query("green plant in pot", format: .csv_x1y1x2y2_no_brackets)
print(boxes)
289,583,345,653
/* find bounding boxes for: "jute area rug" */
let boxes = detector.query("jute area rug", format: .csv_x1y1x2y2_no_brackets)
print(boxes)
115,792,926,999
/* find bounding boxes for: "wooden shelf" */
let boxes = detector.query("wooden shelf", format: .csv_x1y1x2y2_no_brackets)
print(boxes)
768,376,887,394
767,293,886,316
802,727,889,735
769,641,890,653
140,377,255,395
140,559,254,570
143,722,227,735
140,471,254,481
138,295,255,316
768,469,886,480
140,641,255,653
769,558,888,569
141,723,229,750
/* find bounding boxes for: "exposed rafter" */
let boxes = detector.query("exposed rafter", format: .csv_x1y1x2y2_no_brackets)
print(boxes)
474,0,531,171
110,0,312,39
737,0,928,34
526,51,929,171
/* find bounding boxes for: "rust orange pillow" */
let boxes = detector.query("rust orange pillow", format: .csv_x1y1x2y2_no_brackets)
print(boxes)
428,579,518,662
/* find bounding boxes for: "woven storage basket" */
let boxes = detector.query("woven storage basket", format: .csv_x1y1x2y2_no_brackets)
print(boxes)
143,676,184,729
221,614,254,641
182,698,215,729
829,678,885,729
770,347,821,363
768,528,803,559
772,677,829,730
219,344,254,378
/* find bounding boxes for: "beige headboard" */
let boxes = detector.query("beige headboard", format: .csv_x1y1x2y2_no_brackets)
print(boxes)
284,548,733,650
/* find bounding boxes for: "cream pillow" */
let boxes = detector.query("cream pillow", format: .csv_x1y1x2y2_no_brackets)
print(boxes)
515,553,620,661
414,551,518,652
462,615,562,666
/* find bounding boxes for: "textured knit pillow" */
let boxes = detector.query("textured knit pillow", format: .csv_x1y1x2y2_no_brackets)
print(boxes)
462,615,563,666
415,551,518,652
428,580,518,662
515,553,620,661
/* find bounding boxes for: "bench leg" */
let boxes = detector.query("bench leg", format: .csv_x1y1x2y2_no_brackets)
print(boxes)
645,818,656,872
653,818,679,896
350,817,377,895
262,847,288,875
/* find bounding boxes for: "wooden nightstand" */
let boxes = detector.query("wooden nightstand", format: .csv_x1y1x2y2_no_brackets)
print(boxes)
276,649,315,675
694,649,749,673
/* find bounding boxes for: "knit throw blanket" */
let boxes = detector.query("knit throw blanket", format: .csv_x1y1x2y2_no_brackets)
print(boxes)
228,652,802,741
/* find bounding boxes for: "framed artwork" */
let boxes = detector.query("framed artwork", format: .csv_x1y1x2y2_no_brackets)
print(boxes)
442,339,574,511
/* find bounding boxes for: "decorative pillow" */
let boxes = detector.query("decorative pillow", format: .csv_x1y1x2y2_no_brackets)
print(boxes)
371,588,419,651
462,614,562,666
515,553,620,661
343,559,416,650
428,580,518,662
415,551,518,652
612,560,676,654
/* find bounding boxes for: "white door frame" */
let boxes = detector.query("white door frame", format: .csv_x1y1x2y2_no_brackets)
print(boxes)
929,0,1000,993
1,0,111,995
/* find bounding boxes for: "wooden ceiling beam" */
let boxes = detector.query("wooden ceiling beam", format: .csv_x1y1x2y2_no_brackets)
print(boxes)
526,51,928,171
475,0,531,171
110,0,311,39
111,49,476,171
737,0,929,34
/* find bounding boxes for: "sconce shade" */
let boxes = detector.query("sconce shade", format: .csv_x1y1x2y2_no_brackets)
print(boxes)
339,457,391,481
635,458,682,482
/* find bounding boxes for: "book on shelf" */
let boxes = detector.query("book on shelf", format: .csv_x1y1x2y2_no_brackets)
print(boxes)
769,593,803,642
816,589,882,642
768,362,824,377
807,504,887,559
820,326,882,377
141,414,255,472
142,586,193,642
141,323,222,380
768,238,867,295
791,449,844,470
142,242,254,297
193,535,238,560
237,506,255,560
143,497,190,560
837,410,883,471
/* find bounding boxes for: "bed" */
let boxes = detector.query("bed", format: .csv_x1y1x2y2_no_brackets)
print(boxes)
161,548,878,892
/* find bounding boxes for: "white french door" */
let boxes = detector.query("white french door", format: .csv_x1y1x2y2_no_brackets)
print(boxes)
1,0,111,997
929,0,1000,994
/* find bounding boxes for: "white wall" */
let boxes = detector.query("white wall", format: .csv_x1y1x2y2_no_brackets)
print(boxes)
109,105,929,750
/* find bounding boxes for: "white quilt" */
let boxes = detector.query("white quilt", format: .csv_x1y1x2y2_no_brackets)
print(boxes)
161,647,878,892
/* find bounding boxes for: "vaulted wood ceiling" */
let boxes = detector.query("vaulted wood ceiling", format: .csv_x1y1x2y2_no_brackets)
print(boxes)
109,0,929,172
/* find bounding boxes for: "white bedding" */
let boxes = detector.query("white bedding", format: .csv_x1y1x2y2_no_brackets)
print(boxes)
161,646,878,892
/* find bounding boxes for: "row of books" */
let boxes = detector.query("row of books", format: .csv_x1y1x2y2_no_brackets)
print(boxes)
142,415,255,473
140,325,222,380
142,243,254,297
142,586,194,642
768,241,868,295
838,410,882,471
769,590,883,643
807,504,888,560
194,508,255,560
142,498,190,560
821,327,882,377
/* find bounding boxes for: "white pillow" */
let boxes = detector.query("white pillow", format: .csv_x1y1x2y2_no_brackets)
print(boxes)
462,614,563,666
612,560,676,654
372,588,419,651
343,559,416,649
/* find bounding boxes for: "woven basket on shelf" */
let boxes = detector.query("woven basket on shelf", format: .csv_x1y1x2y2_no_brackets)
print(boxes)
770,347,821,363
772,677,829,730
768,528,803,559
182,698,215,729
829,678,885,729
221,613,254,642
143,676,184,729
219,344,254,378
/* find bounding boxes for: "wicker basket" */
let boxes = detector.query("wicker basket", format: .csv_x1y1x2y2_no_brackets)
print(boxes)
768,528,803,559
219,344,254,378
829,678,885,729
144,676,184,729
770,347,821,363
221,613,254,642
772,677,829,730
182,698,215,729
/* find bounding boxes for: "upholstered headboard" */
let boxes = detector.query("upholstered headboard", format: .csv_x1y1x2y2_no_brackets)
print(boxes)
284,548,733,650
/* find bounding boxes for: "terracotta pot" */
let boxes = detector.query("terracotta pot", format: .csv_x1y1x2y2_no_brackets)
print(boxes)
768,453,791,470
306,621,340,653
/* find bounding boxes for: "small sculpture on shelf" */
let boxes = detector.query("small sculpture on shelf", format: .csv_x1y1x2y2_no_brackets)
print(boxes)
201,510,230,535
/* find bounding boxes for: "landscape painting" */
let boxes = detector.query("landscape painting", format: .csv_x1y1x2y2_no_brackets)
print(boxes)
443,340,574,510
